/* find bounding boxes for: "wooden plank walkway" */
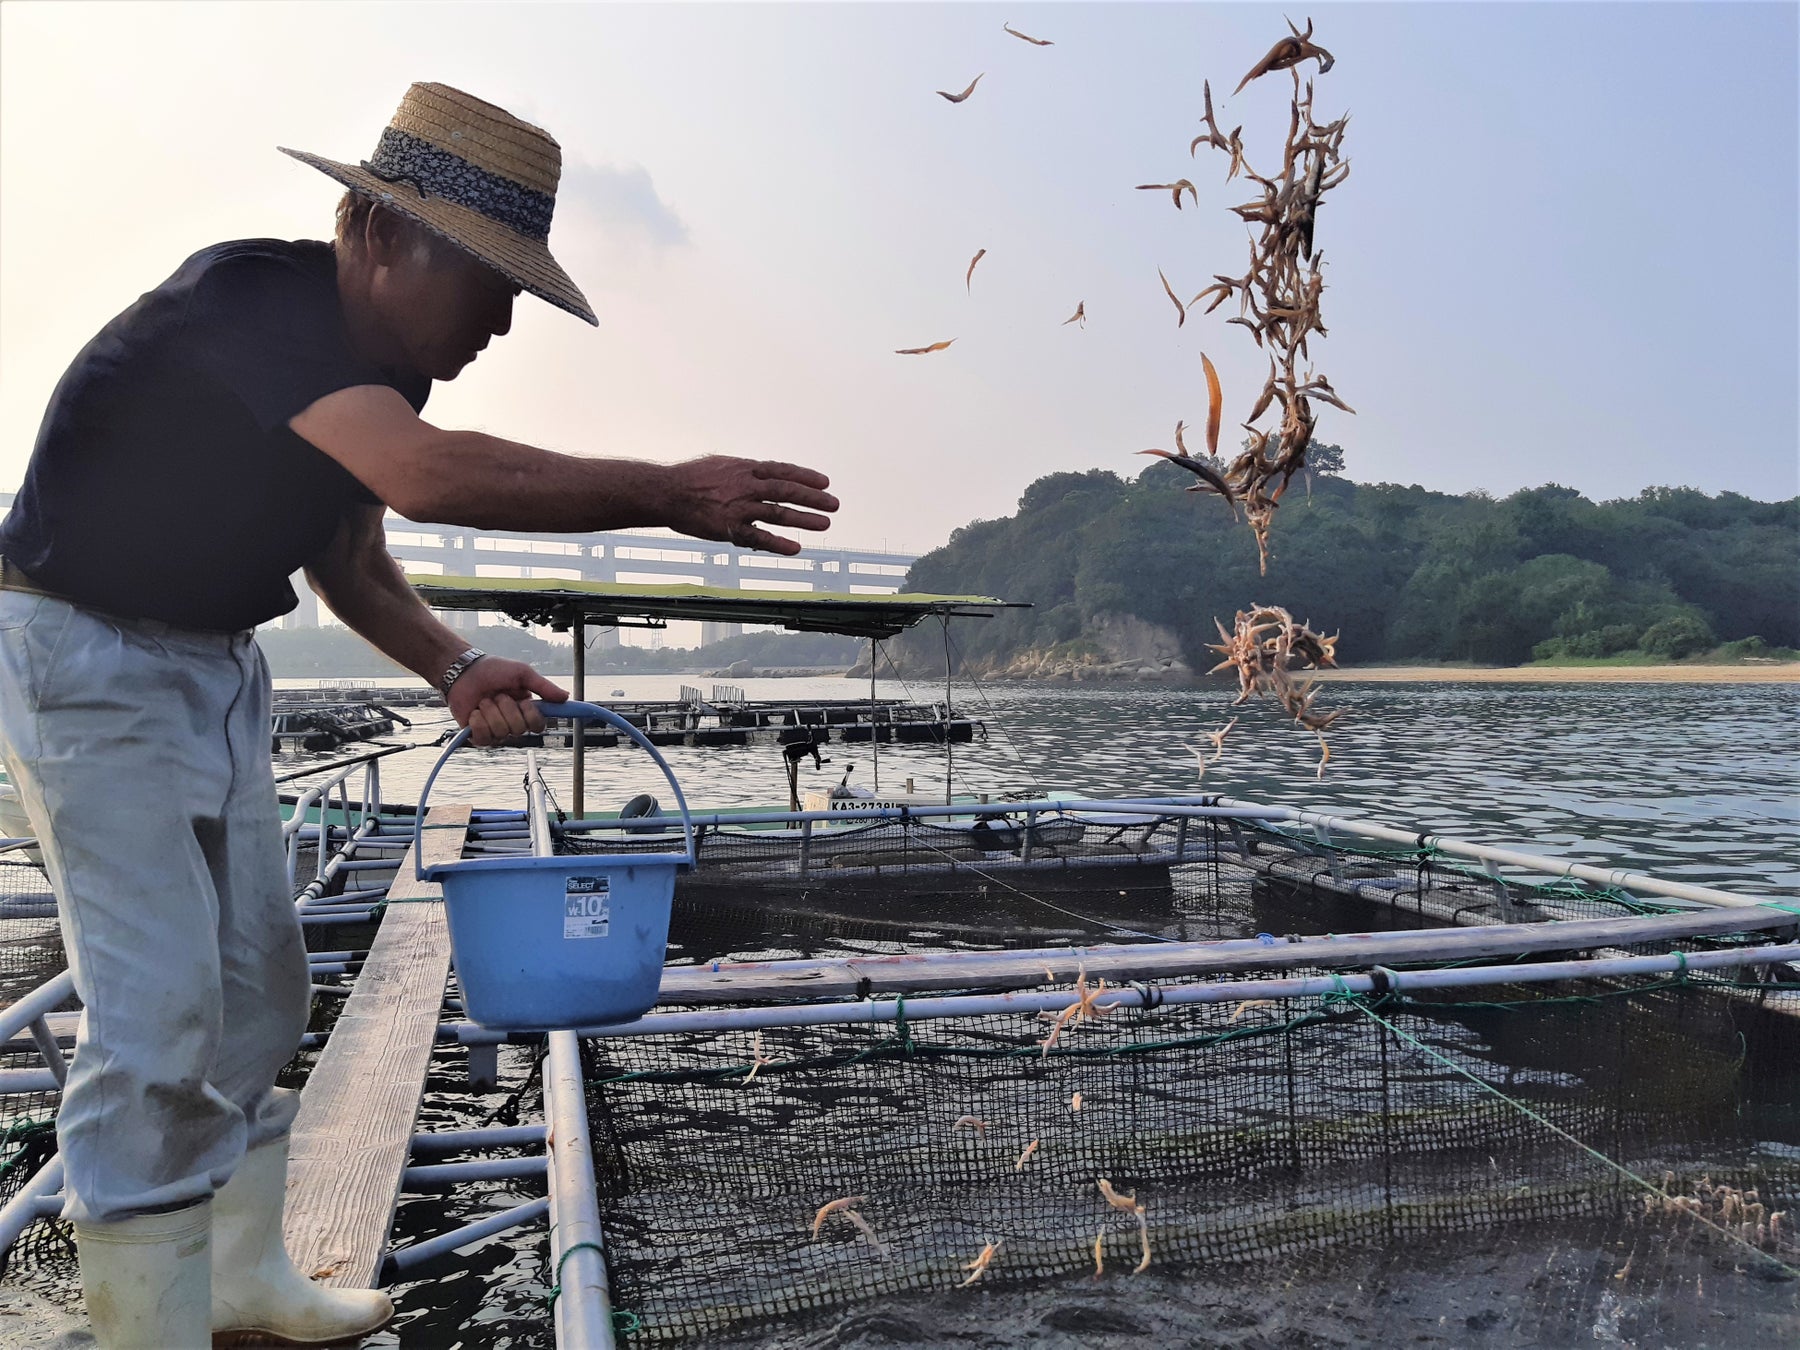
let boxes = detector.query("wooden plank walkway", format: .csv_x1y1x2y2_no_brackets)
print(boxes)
283,805,470,1289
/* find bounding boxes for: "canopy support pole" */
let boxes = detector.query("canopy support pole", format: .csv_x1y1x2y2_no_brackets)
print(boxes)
572,615,586,819
941,616,953,804
870,637,880,794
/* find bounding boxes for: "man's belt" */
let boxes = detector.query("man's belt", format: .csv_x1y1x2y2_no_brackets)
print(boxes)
0,558,77,605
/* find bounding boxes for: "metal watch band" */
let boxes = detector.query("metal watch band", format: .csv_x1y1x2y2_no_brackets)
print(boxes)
439,646,488,694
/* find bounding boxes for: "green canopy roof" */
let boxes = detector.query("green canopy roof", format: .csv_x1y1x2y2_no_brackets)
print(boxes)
407,575,1024,639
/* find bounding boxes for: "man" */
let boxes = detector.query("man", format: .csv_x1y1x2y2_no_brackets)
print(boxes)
0,83,836,1348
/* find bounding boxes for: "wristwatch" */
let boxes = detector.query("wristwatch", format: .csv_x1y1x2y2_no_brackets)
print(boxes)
438,646,488,695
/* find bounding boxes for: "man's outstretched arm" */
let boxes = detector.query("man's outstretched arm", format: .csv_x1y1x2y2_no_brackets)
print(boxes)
290,385,837,553
304,503,568,747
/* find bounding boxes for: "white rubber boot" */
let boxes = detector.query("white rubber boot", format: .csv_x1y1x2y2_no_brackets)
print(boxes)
73,1201,213,1349
210,1138,394,1346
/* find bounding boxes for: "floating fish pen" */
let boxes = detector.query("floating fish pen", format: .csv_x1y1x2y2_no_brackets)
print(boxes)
277,681,443,708
270,700,402,754
531,696,982,751
2,739,1796,1346
3,587,1796,1345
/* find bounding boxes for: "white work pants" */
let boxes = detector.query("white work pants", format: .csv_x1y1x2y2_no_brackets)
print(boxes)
0,591,309,1223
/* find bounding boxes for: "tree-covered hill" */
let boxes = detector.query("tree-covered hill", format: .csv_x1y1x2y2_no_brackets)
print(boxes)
896,456,1799,674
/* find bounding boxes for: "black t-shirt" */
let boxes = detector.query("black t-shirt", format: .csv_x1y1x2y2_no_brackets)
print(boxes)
0,239,430,631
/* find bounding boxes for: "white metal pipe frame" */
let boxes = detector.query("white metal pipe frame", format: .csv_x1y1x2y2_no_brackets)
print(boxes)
549,940,1800,1041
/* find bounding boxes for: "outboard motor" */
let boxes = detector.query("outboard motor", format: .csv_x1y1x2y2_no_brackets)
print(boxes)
782,738,831,812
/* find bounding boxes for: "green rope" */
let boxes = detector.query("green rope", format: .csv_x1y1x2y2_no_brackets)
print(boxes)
583,964,1791,1090
0,1118,56,1186
1336,992,1800,1279
364,891,442,921
544,1240,607,1312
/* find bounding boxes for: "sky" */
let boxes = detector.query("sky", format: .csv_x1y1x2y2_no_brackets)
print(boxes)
1,1,1795,560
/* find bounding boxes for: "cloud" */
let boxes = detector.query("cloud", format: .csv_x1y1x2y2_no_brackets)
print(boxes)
556,161,688,248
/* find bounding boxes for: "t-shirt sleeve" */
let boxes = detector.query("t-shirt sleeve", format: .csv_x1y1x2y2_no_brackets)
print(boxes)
179,252,392,434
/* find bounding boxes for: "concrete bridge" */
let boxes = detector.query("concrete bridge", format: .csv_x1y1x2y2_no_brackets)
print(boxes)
0,492,917,645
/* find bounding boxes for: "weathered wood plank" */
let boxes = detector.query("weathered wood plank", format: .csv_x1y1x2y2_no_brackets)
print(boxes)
284,806,470,1290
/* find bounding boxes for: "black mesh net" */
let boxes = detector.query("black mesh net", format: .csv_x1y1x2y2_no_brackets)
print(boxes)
578,972,1800,1343
554,828,1800,1345
0,853,74,1292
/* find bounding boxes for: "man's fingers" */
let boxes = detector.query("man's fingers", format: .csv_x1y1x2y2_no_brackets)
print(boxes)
753,461,832,491
739,526,803,556
753,504,833,533
752,466,838,513
766,482,835,511
761,481,838,513
525,670,571,703
480,695,531,742
467,707,497,748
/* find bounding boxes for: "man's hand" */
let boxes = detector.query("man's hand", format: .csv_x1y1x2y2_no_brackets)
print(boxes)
663,457,838,556
446,657,571,747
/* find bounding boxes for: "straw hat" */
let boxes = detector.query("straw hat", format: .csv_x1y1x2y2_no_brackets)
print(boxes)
281,83,596,326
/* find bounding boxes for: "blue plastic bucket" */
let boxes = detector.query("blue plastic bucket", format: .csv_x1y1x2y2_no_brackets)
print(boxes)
413,702,695,1030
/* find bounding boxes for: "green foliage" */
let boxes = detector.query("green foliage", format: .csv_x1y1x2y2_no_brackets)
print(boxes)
1638,613,1716,659
891,470,1799,670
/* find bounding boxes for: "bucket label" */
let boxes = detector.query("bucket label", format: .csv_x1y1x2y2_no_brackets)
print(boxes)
563,875,611,939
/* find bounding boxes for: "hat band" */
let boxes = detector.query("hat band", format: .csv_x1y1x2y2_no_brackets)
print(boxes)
359,127,554,243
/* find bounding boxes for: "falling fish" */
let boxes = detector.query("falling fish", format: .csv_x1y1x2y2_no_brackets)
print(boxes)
1201,352,1223,455
896,339,956,355
1233,16,1335,95
1003,22,1053,45
965,248,987,292
1136,179,1198,210
937,74,985,104
1157,268,1186,327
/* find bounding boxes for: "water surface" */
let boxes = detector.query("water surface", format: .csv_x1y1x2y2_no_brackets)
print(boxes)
329,675,1799,898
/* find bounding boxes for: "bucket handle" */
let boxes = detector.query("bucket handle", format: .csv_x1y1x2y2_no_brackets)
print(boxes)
414,701,697,880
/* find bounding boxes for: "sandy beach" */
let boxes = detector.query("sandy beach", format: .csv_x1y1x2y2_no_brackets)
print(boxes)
1312,663,1800,684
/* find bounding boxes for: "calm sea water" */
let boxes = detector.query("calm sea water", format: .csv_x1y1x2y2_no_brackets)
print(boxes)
290,674,1800,898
